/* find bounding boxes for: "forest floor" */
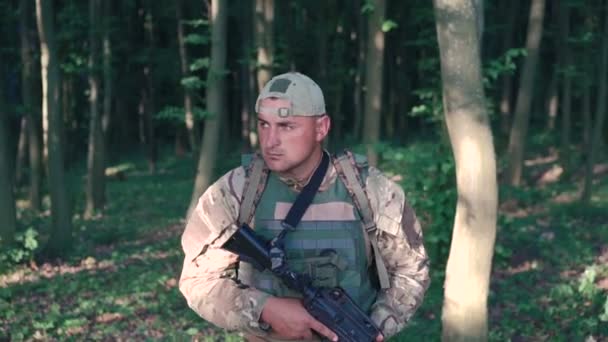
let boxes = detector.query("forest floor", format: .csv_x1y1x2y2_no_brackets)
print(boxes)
1,142,607,341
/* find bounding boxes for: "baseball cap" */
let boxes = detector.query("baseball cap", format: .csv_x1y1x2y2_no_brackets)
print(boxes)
255,72,326,117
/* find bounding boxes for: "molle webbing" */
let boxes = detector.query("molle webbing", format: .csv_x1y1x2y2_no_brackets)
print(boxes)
333,151,390,289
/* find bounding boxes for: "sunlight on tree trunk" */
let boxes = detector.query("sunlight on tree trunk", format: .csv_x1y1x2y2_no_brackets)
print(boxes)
545,70,558,130
188,0,228,218
363,0,386,167
434,0,498,340
506,0,546,186
20,0,42,211
36,0,73,257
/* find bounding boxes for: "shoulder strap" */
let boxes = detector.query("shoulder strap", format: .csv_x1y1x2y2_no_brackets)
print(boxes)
333,150,390,289
238,153,269,226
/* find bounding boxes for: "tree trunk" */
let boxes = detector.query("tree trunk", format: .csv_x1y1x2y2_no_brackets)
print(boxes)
176,0,199,154
85,0,104,218
240,0,255,152
187,0,228,217
15,116,28,186
434,1,498,340
363,0,386,167
505,0,546,186
143,0,158,173
545,69,558,130
100,0,112,203
0,85,17,247
582,6,608,204
20,0,42,211
36,0,73,257
255,0,274,92
558,1,572,173
353,0,366,140
498,0,520,135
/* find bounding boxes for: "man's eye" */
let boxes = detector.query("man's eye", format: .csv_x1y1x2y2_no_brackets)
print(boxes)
258,122,268,128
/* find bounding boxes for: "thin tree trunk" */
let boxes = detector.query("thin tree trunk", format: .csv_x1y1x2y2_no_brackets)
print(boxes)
353,0,366,140
499,0,520,136
36,0,73,257
582,24,592,153
582,7,608,204
545,69,558,130
240,0,254,153
15,116,28,185
188,0,228,217
176,0,199,154
505,0,546,186
85,0,104,218
0,85,17,247
558,1,572,173
100,0,112,203
20,0,42,211
363,0,386,167
255,0,274,92
143,0,158,173
434,1,497,340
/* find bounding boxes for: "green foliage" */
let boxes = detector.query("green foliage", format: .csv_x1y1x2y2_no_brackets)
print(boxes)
483,48,527,85
381,20,398,33
0,228,40,269
380,141,456,265
189,57,210,72
578,265,599,298
361,1,374,14
155,106,209,123
600,296,608,322
184,33,209,46
180,76,205,90
409,87,443,122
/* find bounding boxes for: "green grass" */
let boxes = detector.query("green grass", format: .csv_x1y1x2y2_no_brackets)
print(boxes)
1,143,607,341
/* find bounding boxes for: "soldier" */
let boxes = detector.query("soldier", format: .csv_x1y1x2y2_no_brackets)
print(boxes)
179,72,430,341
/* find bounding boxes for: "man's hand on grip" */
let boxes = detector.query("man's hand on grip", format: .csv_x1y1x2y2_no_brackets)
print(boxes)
261,297,338,341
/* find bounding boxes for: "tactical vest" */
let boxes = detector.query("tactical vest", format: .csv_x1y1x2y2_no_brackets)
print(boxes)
236,151,389,313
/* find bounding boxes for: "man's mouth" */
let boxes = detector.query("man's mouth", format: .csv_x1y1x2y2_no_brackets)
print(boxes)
265,152,282,161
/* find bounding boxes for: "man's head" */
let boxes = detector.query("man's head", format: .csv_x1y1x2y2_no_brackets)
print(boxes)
255,72,330,180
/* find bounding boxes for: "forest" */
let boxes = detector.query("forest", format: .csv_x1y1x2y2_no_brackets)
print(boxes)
0,0,607,340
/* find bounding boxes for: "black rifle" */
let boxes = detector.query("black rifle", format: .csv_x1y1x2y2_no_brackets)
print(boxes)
222,223,381,342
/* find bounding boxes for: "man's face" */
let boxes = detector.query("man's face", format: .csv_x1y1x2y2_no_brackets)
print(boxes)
256,98,329,179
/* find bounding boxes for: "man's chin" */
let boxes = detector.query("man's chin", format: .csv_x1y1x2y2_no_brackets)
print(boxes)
262,158,286,172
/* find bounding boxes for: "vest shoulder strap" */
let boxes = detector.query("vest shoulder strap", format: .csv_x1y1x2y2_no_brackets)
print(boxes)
238,153,269,226
333,150,390,289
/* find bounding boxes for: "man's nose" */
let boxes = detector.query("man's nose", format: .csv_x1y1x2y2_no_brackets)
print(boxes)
265,127,280,148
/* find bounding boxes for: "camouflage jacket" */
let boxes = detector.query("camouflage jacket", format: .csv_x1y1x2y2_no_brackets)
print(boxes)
179,161,430,339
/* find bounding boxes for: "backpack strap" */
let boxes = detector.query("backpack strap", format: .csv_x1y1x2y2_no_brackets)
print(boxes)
333,150,390,289
238,153,269,226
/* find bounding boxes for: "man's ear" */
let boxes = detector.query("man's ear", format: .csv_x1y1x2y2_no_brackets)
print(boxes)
315,115,331,141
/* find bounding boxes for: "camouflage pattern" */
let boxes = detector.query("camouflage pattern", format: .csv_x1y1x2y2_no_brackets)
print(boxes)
179,157,430,340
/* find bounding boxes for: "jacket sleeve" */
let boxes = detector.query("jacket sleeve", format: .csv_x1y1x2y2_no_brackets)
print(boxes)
366,168,431,338
179,167,271,334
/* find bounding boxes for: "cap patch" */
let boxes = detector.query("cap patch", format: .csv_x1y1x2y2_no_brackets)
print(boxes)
269,78,292,93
